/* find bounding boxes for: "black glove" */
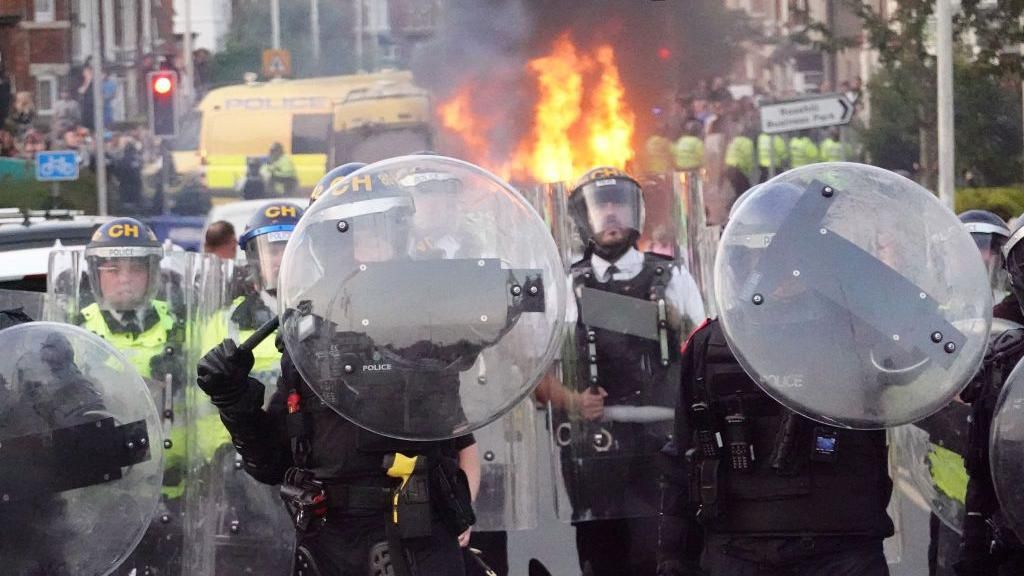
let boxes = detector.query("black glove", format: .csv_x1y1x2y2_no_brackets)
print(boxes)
197,339,254,408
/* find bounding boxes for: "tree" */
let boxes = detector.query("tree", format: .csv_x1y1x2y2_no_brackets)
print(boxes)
799,0,1024,187
209,0,357,87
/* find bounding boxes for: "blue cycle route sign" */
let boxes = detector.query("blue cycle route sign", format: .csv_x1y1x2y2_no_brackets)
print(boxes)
35,150,80,182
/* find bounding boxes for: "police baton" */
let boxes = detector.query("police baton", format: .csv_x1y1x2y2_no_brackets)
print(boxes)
239,316,280,353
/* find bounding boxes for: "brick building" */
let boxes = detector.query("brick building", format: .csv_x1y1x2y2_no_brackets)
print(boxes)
0,0,174,122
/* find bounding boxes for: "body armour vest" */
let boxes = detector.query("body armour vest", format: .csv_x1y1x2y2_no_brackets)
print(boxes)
570,253,680,404
689,320,894,537
279,348,465,486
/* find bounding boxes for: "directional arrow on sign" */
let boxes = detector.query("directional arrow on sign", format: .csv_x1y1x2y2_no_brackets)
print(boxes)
759,93,855,135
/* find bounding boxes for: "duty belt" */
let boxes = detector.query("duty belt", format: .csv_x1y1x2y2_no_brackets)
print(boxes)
322,483,392,512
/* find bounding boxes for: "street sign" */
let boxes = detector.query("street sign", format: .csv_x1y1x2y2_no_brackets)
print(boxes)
262,49,292,78
35,150,79,182
759,92,855,134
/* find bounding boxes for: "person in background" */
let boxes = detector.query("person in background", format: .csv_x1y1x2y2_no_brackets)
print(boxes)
261,142,297,196
203,220,238,261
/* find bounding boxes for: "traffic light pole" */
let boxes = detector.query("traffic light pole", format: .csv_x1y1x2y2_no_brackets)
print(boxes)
936,0,955,211
91,0,108,216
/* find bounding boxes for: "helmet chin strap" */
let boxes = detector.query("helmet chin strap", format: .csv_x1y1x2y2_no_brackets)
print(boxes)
590,230,639,262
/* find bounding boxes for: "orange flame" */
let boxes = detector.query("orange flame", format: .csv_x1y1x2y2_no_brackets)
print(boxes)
585,45,635,171
436,32,635,184
525,33,584,183
438,85,490,158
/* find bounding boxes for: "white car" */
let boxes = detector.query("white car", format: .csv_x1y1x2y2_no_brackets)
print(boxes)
0,210,113,292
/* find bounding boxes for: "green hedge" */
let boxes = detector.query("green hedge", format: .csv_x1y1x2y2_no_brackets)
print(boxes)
0,173,100,212
954,187,1024,221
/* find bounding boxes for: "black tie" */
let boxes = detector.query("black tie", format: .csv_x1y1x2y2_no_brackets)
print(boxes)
605,265,619,282
122,310,140,335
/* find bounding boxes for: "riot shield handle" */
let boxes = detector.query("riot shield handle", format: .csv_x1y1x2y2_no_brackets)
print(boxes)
240,316,280,353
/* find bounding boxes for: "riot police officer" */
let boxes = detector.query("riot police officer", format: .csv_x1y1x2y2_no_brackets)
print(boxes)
922,210,1014,575
0,314,165,576
536,166,705,576
78,217,188,575
659,164,991,576
955,216,1024,575
208,201,304,373
198,157,558,576
193,201,306,575
959,210,1012,314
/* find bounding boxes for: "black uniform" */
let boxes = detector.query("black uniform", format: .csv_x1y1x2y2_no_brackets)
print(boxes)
562,252,681,576
209,340,471,576
955,314,1024,575
658,319,894,576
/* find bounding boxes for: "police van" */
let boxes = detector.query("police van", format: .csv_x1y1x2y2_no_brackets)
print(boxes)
171,71,434,200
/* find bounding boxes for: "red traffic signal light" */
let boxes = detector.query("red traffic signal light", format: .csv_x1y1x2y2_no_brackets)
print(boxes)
147,71,178,137
657,47,672,61
152,75,173,95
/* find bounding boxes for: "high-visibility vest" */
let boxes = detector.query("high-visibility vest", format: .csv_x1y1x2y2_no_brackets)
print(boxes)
644,135,675,174
757,133,788,168
820,138,851,163
789,137,820,168
672,135,705,171
725,136,755,176
80,300,175,378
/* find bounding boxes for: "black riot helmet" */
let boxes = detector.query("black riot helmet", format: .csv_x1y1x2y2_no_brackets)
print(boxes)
309,162,368,207
239,201,305,294
568,166,645,261
1003,217,1024,308
959,210,1010,299
84,218,163,311
312,170,416,263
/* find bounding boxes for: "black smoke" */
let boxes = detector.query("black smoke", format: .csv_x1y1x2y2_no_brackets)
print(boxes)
411,0,749,162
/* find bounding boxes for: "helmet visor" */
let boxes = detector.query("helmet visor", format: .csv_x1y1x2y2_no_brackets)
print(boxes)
579,179,644,241
244,232,291,293
86,246,163,311
973,233,1009,298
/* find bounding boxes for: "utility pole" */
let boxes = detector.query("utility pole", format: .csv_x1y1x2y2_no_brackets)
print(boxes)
936,0,955,210
826,0,838,90
271,0,282,50
91,0,107,216
183,0,194,101
355,0,363,72
311,0,321,68
142,0,153,54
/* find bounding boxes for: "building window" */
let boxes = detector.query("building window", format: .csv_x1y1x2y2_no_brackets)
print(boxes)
35,0,56,23
36,75,57,115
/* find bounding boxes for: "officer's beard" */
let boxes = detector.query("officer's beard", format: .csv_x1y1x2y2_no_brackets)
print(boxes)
591,230,639,262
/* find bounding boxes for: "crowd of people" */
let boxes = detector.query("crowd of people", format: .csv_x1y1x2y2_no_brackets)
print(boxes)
642,76,866,189
0,60,168,211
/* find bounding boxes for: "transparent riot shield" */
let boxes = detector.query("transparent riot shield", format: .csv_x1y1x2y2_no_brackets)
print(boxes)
988,329,1024,539
675,170,721,318
715,163,991,429
896,314,1024,537
278,155,566,440
547,170,698,523
891,407,969,535
472,398,539,531
0,321,163,576
47,248,203,576
185,255,295,576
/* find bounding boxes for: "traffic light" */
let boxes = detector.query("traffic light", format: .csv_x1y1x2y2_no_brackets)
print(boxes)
147,71,178,137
